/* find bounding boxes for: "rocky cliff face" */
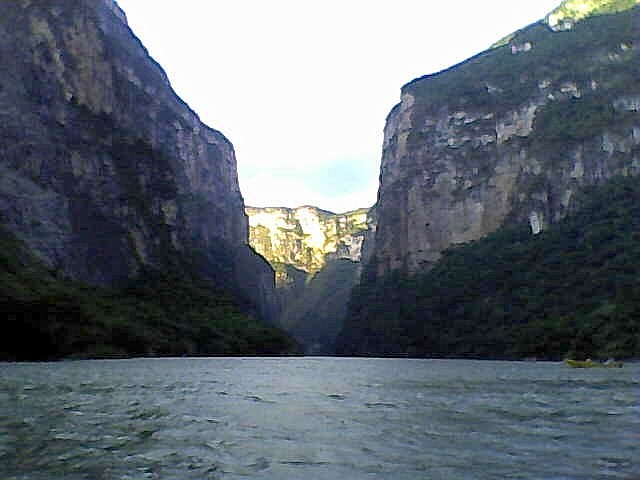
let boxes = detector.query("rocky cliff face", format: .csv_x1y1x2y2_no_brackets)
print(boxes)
0,0,273,318
372,3,639,276
246,206,371,283
246,205,373,352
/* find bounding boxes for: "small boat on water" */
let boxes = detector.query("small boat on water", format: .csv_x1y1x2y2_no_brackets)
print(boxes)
564,358,623,368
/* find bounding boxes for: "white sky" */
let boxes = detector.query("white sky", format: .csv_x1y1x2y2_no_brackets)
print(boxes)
115,0,562,213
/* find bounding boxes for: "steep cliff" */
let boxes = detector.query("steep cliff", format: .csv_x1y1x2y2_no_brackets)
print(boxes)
339,177,640,359
278,259,361,355
247,206,370,281
372,2,639,276
339,2,640,358
246,206,373,352
0,0,288,357
0,0,275,312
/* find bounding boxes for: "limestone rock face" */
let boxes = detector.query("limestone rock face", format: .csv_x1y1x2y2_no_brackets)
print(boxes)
246,206,372,282
246,205,373,352
371,5,639,277
0,0,273,318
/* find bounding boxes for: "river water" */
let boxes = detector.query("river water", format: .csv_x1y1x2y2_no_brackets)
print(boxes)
0,358,637,480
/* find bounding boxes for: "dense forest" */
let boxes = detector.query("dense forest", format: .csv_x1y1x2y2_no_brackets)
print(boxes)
337,178,640,360
0,226,298,360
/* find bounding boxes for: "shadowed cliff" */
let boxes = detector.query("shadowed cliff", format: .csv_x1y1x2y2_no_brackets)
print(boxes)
0,0,292,358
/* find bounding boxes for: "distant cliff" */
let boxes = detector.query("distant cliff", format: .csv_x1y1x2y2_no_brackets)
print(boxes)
339,1,640,359
0,0,290,358
247,206,371,283
246,206,373,353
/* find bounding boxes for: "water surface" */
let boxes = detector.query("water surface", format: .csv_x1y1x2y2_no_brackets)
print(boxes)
1,358,637,479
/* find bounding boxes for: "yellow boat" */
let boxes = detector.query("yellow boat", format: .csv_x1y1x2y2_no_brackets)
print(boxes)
564,358,623,368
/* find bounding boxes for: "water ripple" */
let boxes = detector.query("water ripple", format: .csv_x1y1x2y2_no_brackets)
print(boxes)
0,358,638,480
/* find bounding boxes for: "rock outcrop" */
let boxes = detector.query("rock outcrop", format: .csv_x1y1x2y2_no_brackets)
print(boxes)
371,3,639,277
0,0,274,319
246,206,371,284
246,205,374,352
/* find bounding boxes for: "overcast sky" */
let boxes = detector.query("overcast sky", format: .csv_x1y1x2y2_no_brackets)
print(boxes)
115,0,562,213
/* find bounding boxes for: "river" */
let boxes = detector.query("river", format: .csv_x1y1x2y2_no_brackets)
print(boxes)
0,358,637,479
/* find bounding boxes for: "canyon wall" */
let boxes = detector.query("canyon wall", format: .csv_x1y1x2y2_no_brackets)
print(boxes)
0,0,274,319
371,3,639,277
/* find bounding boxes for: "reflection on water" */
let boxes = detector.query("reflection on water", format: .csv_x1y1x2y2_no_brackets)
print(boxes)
0,358,638,479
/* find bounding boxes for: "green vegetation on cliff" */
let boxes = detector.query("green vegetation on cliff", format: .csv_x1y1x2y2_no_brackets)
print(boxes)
404,4,637,136
0,227,297,361
338,178,640,360
246,206,371,352
279,259,360,354
548,0,638,23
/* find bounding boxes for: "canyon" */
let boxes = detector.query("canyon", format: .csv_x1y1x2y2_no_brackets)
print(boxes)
246,206,373,352
1,0,638,359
